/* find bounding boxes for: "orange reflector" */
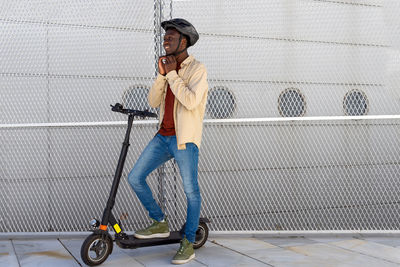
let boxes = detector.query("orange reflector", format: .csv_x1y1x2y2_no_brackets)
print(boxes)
99,225,107,230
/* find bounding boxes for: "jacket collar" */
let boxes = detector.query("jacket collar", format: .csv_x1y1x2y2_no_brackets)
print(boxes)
180,55,194,68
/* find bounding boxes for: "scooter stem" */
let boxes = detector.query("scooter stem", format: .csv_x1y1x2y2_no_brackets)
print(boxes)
100,114,134,227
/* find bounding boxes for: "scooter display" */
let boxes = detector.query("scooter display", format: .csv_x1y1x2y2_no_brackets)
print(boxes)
80,103,210,266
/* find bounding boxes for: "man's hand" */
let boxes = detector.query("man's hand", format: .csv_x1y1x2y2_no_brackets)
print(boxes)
163,55,177,74
158,56,167,75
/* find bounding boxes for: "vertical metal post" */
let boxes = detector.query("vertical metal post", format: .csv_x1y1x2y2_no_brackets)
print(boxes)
154,0,166,213
153,0,163,77
45,15,53,231
154,0,174,217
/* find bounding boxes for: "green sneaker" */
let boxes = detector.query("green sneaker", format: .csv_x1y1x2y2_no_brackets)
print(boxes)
134,218,170,239
171,237,195,265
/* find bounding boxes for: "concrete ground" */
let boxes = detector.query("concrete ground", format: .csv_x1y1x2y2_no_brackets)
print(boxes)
1,233,400,266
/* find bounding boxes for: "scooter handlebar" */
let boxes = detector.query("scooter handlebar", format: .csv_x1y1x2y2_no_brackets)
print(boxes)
110,103,157,118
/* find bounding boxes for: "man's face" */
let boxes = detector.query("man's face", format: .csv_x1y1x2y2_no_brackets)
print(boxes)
163,28,183,55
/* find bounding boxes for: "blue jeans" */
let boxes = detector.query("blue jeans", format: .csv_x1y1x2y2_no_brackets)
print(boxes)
127,134,201,243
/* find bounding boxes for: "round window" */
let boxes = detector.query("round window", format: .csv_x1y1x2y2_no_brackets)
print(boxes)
278,88,306,117
122,85,158,119
343,89,369,116
122,85,157,114
207,86,236,119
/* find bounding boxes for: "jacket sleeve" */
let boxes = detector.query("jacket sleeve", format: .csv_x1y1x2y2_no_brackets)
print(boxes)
166,65,208,111
148,73,167,108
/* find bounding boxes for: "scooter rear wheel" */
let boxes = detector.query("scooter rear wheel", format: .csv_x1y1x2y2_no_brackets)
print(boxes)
193,222,209,249
81,233,113,266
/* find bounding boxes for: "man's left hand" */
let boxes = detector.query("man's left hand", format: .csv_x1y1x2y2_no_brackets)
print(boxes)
163,55,177,74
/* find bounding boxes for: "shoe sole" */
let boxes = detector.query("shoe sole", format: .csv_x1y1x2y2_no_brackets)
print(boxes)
133,232,170,239
171,253,195,265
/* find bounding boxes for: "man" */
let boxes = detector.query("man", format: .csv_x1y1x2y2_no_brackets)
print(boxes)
127,18,208,265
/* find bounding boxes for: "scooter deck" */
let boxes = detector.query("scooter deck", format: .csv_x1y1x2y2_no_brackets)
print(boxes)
116,231,182,249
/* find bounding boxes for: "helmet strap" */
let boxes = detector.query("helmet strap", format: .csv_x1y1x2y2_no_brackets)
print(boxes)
166,33,187,57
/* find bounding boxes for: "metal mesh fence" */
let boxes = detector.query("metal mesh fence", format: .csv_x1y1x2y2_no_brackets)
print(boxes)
1,0,400,232
198,119,400,231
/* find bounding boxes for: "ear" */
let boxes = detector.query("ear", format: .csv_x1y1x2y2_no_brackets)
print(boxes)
181,37,188,49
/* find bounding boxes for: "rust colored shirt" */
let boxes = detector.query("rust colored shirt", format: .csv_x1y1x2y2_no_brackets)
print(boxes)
149,56,208,150
158,63,182,136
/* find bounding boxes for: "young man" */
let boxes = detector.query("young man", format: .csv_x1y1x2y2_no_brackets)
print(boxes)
127,18,208,264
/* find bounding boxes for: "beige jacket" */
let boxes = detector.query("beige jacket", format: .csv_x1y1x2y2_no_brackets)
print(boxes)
148,55,208,150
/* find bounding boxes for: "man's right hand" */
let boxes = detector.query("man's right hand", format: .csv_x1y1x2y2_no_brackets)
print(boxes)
158,56,167,75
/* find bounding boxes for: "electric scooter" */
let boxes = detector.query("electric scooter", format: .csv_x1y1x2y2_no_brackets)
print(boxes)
80,103,210,266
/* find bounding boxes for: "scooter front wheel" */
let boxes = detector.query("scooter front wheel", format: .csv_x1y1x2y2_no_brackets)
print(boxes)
81,233,113,266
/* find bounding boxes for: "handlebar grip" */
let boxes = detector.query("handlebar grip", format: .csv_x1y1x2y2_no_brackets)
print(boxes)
111,103,124,112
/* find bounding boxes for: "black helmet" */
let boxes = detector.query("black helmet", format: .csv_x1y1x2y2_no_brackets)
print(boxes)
161,18,199,47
